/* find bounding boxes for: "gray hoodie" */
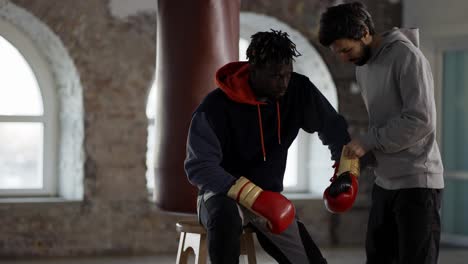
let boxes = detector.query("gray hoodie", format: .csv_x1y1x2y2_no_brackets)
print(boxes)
356,28,444,190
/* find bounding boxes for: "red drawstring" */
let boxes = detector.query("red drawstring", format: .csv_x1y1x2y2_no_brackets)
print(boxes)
276,101,281,145
256,102,282,162
257,104,266,161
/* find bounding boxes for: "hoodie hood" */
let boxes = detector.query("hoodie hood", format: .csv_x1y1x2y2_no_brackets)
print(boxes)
215,61,281,161
370,27,420,62
215,61,266,105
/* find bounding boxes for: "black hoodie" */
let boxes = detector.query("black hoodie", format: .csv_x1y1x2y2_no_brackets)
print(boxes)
184,62,350,194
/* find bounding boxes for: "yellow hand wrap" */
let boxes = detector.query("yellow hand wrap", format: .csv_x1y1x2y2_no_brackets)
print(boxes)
227,176,263,208
337,147,360,177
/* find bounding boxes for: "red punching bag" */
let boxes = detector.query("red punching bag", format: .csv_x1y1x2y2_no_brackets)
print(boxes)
154,0,240,213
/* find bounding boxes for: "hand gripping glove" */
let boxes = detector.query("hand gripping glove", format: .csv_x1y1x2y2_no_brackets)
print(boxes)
323,147,360,213
227,176,295,234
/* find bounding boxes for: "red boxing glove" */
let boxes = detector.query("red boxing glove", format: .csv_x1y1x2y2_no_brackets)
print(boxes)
323,148,360,213
228,177,295,234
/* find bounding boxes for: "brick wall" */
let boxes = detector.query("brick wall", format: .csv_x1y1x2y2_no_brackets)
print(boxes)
0,0,401,257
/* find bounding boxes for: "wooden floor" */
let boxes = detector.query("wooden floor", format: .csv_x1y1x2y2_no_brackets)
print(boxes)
2,248,468,264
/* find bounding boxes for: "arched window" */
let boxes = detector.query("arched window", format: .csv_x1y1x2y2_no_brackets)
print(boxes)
146,14,339,197
240,13,338,196
0,24,58,196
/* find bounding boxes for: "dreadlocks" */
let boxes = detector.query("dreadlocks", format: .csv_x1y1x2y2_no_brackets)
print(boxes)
246,29,301,67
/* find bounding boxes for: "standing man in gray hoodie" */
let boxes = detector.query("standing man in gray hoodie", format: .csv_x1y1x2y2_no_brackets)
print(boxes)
319,2,444,264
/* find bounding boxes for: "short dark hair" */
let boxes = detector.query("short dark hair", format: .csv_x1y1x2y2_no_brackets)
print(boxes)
318,1,375,47
246,29,301,67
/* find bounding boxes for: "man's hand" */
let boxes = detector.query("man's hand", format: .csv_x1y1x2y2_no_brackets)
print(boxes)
344,138,367,158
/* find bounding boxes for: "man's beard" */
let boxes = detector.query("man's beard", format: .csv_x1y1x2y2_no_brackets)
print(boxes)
353,41,372,66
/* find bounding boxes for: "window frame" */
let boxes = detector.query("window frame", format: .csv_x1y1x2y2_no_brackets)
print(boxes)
239,12,339,194
145,14,339,196
433,35,468,247
0,20,58,196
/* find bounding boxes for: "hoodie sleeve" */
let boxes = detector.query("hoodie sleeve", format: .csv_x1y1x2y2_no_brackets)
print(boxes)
358,46,436,153
301,80,350,161
184,112,237,193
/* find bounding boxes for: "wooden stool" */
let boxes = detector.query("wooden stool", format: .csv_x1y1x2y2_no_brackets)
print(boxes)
176,220,257,263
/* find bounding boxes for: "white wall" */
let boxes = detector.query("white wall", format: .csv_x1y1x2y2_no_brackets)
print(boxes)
403,0,468,35
109,0,157,19
403,0,468,140
404,0,468,246
403,0,468,64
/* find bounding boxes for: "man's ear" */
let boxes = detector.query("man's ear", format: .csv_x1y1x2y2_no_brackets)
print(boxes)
361,27,372,45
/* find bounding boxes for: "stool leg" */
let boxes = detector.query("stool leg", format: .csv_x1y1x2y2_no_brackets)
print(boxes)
183,232,207,264
197,233,208,264
242,232,257,264
176,232,189,264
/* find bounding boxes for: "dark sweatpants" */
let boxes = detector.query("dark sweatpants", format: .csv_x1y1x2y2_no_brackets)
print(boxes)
198,194,327,264
366,184,443,264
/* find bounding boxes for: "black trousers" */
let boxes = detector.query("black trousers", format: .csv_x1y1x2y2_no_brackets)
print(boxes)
366,184,443,264
198,193,327,264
